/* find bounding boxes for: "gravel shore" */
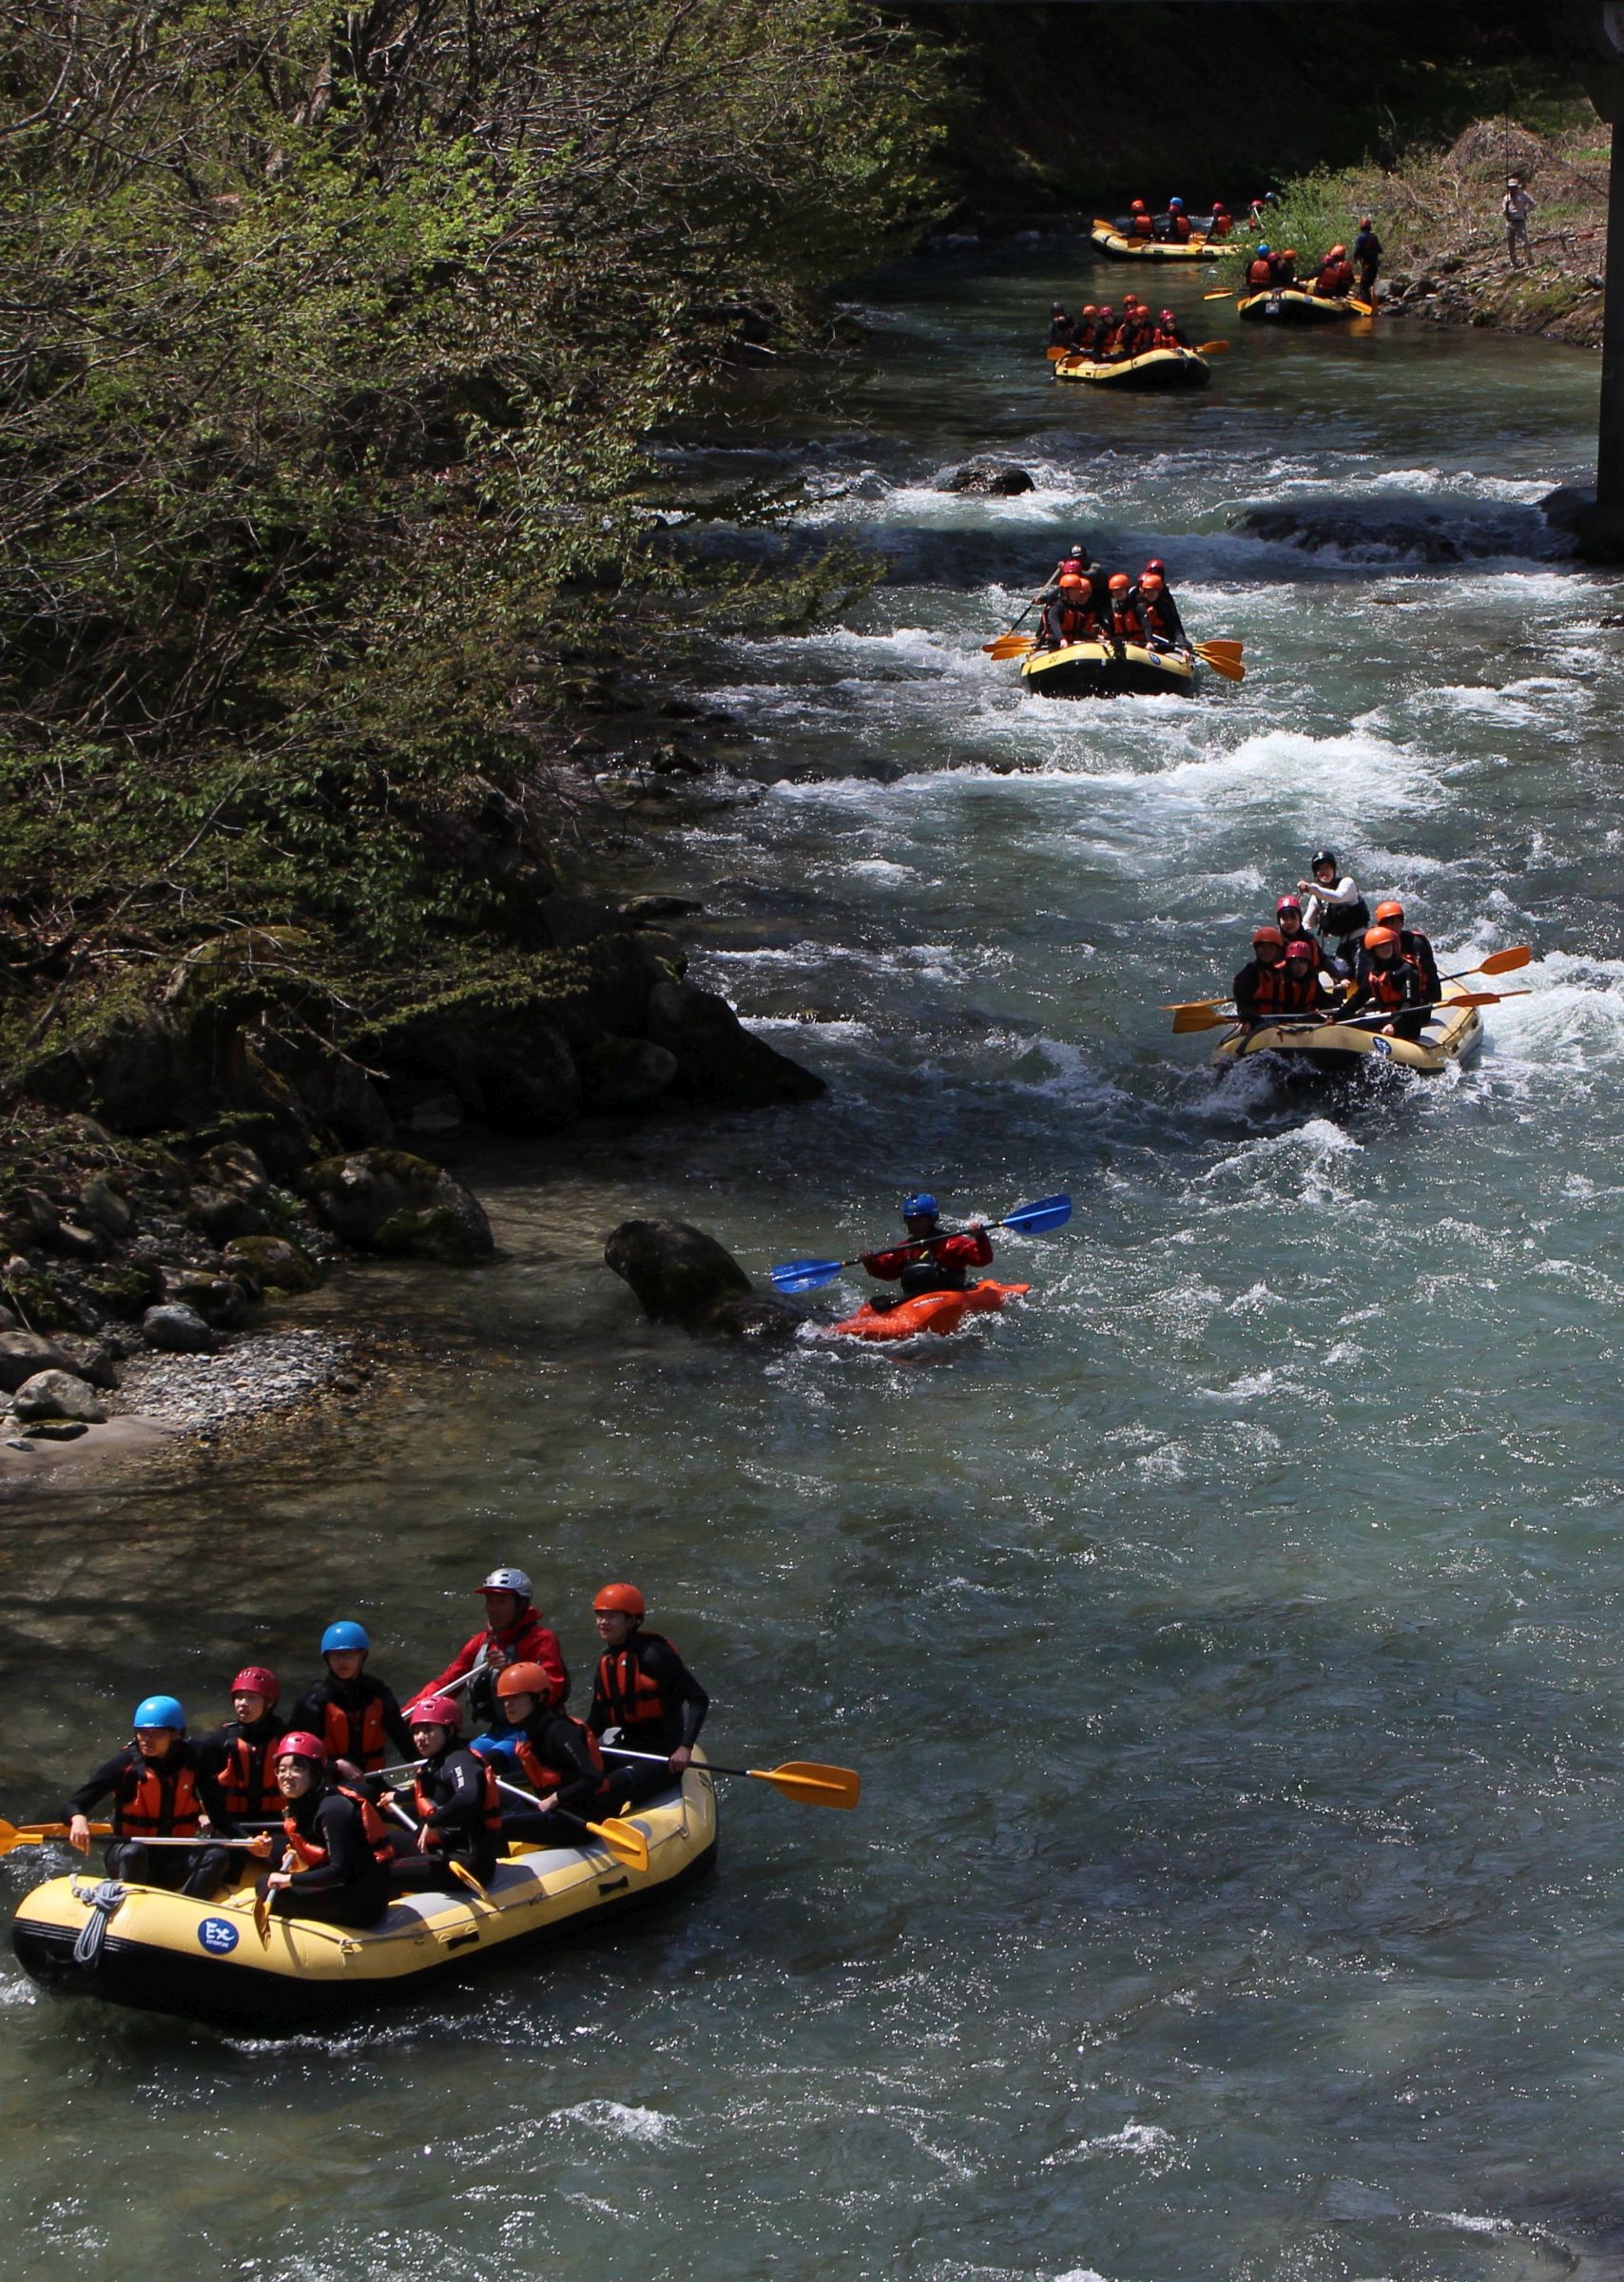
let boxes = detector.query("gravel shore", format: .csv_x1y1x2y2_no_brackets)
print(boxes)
105,1328,357,1433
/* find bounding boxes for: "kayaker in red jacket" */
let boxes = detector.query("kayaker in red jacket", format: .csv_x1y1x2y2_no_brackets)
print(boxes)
418,1567,569,1728
861,1193,995,1305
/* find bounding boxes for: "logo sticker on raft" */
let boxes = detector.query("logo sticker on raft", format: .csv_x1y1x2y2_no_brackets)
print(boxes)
197,1916,241,1955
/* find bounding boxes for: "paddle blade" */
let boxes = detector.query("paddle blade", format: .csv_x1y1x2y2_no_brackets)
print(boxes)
1203,288,1236,300
587,1816,651,1874
1194,338,1229,353
1449,989,1531,1006
1045,344,1068,360
449,1861,491,1903
1000,1193,1072,1236
1172,1006,1233,1033
1163,996,1230,1014
1193,642,1246,683
253,1889,273,1944
768,1256,844,1293
1473,945,1532,976
1194,639,1244,662
750,1761,861,1808
990,637,1037,659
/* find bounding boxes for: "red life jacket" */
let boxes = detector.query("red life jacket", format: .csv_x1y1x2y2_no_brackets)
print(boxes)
594,1642,674,1733
1209,214,1232,239
1112,601,1147,644
218,1728,285,1818
1276,960,1323,1013
1316,261,1354,297
1247,960,1293,1016
120,1752,203,1839
1364,956,1420,1010
319,1692,386,1770
412,1757,503,1841
1171,214,1192,241
283,1785,395,1868
1131,215,1153,239
1247,257,1273,287
1142,592,1180,642
515,1717,607,1796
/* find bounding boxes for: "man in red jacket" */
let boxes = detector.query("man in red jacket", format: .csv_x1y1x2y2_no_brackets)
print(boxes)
860,1193,994,1307
417,1567,569,1729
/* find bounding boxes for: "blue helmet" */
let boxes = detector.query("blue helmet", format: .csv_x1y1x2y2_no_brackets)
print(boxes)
320,1620,370,1656
1257,243,1270,256
1169,198,1185,209
133,1694,185,1732
903,1192,939,1220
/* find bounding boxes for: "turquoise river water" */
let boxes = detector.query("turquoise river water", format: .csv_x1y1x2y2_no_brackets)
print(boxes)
5,247,1624,2282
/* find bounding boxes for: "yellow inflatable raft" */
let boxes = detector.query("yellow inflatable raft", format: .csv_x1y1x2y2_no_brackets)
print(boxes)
1236,287,1371,323
1054,346,1209,391
10,1760,717,2027
1213,983,1482,1077
1090,220,1240,262
1020,640,1196,699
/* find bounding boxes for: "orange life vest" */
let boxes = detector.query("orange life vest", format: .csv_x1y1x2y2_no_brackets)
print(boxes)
1247,257,1273,288
217,1730,284,1819
283,1784,395,1867
593,1644,672,1733
412,1757,503,1841
515,1716,606,1796
1131,215,1153,239
1364,956,1421,1010
319,1692,386,1770
121,1755,203,1839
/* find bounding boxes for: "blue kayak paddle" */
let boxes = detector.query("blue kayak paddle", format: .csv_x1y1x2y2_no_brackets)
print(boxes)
769,1194,1072,1294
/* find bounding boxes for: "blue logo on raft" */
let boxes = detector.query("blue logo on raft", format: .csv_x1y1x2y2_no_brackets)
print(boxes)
197,1916,240,1956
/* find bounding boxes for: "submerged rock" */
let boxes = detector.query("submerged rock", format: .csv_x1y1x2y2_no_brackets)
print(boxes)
304,1149,493,1265
12,1370,106,1424
605,1218,797,1342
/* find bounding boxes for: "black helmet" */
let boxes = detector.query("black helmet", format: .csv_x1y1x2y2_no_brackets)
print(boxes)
1310,847,1338,870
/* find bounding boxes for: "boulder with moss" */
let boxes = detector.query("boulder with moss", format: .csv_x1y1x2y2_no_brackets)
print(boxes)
304,1149,493,1265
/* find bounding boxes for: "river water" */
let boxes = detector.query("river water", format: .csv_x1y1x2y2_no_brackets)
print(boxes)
6,247,1624,2282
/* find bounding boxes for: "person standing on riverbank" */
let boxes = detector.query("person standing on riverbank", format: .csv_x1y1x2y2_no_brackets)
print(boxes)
1353,217,1382,300
1503,177,1536,267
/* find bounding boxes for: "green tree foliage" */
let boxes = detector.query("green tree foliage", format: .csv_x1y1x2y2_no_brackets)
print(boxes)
0,0,945,1067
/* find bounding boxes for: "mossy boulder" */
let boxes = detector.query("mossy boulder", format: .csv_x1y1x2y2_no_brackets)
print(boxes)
304,1149,493,1265
222,1235,320,1296
85,1260,164,1320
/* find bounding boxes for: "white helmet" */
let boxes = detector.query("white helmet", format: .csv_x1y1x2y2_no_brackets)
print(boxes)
477,1567,532,1600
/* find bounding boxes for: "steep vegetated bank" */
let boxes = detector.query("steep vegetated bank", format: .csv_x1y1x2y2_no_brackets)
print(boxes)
0,0,949,1407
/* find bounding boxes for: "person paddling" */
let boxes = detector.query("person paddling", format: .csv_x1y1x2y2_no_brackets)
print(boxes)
290,1621,413,1778
66,1694,241,1898
860,1192,994,1306
385,1695,502,1893
1348,925,1429,1039
587,1584,709,1804
202,1666,287,1827
418,1566,569,1728
1232,927,1292,1028
259,1731,393,1928
480,1662,614,1842
1133,569,1187,651
1371,899,1440,998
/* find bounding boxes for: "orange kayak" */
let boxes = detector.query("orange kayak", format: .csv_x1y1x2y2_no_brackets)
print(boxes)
828,1279,1031,1342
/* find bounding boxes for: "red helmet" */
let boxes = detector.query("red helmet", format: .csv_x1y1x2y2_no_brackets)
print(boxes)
405,1693,462,1733
593,1582,647,1617
1252,926,1284,949
1108,572,1131,591
494,1661,552,1699
1212,200,1228,213
1276,895,1301,917
1130,199,1147,213
1363,926,1399,951
231,1666,280,1707
1099,304,1114,318
1373,899,1404,925
1144,558,1166,575
1285,940,1314,962
275,1731,327,1766
1159,308,1175,321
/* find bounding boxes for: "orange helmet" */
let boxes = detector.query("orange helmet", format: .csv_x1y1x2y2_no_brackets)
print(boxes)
1364,926,1399,950
1283,247,1297,261
593,1582,646,1618
494,1660,552,1699
1252,926,1285,949
1082,303,1098,317
1329,243,1346,259
1373,899,1404,925
1109,572,1131,591
1058,573,1086,590
1141,571,1165,590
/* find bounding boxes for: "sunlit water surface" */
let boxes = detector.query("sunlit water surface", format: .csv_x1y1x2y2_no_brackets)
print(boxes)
5,248,1624,2282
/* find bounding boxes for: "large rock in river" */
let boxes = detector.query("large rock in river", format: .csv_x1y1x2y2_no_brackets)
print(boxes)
604,1219,797,1342
304,1149,493,1265
645,980,824,1109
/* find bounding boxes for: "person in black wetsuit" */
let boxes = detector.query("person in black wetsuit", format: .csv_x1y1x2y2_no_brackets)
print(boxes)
588,1583,710,1807
1296,850,1369,973
66,1692,242,1898
1132,569,1188,651
477,1661,614,1842
1347,925,1430,1040
384,1693,502,1890
1353,218,1382,301
1047,303,1074,349
1370,898,1440,999
259,1731,392,1928
200,1664,287,1828
289,1620,414,1778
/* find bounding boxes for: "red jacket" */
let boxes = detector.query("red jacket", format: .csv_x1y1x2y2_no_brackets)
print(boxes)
862,1228,994,1282
421,1609,568,1710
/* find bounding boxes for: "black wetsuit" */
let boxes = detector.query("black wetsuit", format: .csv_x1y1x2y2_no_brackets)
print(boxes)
66,1742,236,1899
1397,926,1441,1000
493,1709,613,1841
1353,226,1382,300
590,1631,711,1806
200,1713,288,1825
289,1673,414,1773
265,1788,390,1926
1349,952,1430,1041
387,1744,499,1889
